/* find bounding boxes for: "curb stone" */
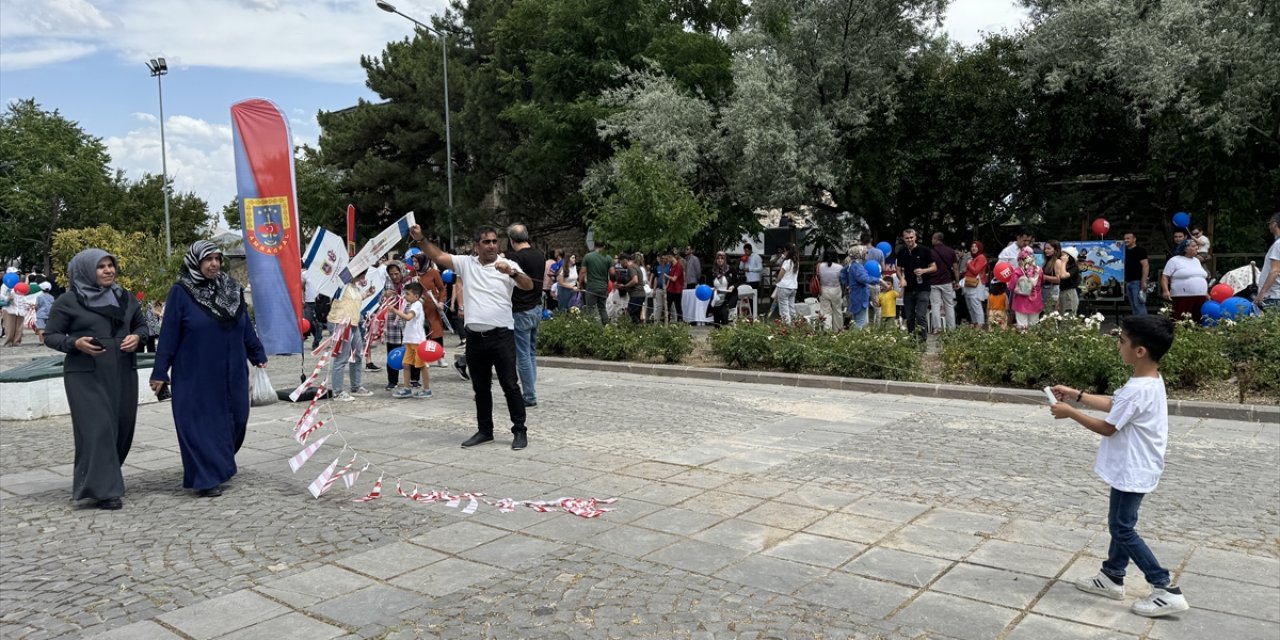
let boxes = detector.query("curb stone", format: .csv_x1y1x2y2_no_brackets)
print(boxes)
539,356,1280,423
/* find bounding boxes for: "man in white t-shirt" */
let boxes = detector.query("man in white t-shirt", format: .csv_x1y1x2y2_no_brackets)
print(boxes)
997,227,1034,266
742,244,763,286
1256,212,1280,312
1049,315,1189,618
410,224,536,450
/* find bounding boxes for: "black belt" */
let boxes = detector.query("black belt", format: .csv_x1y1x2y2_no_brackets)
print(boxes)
465,327,511,338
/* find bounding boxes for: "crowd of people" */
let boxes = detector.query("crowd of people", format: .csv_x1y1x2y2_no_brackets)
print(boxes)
5,212,1278,513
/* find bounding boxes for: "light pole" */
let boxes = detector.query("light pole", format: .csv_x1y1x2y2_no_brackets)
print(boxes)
375,0,454,249
145,57,173,257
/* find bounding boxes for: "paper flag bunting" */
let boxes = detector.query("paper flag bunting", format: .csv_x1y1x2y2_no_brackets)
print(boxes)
308,455,340,498
352,475,383,502
288,435,330,473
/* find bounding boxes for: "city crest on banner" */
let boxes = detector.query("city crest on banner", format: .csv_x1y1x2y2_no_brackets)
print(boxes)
245,196,292,255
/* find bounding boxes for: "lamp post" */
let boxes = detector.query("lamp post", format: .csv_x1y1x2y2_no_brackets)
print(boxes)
375,0,454,250
145,57,172,257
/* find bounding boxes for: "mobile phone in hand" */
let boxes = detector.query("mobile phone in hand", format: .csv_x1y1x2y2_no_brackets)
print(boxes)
87,337,104,348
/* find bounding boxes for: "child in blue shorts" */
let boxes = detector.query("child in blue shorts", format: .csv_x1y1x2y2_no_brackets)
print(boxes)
1050,314,1190,618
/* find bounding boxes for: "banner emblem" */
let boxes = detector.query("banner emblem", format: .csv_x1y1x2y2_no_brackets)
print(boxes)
246,196,291,254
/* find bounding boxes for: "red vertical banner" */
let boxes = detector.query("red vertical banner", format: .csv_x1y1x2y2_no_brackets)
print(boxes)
230,98,304,354
347,204,356,250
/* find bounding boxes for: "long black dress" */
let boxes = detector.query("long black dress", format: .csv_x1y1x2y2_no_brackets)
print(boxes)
43,293,148,501
150,285,266,490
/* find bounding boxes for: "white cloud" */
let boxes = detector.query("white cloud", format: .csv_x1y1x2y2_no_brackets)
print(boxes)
943,0,1030,44
104,114,237,214
1,0,449,82
0,41,98,70
104,111,321,223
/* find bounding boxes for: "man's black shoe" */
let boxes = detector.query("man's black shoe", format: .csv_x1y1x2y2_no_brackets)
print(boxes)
198,486,223,498
455,360,470,381
97,497,123,510
524,400,538,408
461,432,494,448
511,432,528,450
365,362,381,371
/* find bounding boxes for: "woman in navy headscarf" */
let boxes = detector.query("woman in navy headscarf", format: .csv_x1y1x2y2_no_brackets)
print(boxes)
43,249,148,509
150,241,267,497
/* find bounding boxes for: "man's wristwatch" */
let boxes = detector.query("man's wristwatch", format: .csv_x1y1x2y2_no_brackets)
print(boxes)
1076,390,1085,403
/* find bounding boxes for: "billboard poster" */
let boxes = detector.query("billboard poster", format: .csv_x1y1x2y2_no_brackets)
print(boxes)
1061,240,1125,300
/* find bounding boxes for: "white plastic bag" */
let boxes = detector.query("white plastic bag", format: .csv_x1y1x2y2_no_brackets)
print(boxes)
249,365,277,406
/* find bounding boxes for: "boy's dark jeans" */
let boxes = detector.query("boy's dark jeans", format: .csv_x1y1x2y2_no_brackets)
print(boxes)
1102,488,1170,586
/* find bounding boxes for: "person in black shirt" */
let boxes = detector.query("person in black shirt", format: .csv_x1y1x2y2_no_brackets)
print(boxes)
507,224,545,408
896,228,936,344
1123,232,1149,315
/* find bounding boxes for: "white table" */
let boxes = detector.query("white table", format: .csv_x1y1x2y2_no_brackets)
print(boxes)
681,289,713,324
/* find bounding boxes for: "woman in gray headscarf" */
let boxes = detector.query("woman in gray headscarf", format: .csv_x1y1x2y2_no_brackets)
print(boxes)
150,240,266,498
43,249,148,510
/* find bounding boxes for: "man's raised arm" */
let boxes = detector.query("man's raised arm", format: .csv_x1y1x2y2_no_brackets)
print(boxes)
408,224,453,271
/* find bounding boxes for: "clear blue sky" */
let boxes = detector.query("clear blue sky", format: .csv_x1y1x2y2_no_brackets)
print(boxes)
0,0,1026,225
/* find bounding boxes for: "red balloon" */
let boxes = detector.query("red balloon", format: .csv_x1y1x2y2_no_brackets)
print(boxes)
417,340,444,363
1209,283,1234,304
135,291,146,301
298,318,311,335
1091,218,1110,237
993,262,1014,285
14,282,30,295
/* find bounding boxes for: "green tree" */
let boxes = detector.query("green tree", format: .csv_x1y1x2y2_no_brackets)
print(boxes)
582,145,715,253
0,99,116,274
1020,0,1280,252
51,225,184,302
102,171,212,249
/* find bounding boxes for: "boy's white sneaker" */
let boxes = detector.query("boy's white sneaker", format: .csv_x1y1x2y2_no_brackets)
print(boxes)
1074,572,1125,600
1131,587,1189,617
332,392,354,403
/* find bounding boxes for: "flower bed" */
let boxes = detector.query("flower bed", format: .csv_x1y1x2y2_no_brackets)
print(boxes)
938,312,1275,396
538,313,693,363
708,319,925,382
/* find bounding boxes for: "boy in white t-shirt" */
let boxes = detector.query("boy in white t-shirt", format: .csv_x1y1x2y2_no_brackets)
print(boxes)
389,282,431,399
1049,315,1189,618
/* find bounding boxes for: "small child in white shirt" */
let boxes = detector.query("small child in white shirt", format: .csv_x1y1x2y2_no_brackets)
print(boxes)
389,282,431,399
1049,315,1188,618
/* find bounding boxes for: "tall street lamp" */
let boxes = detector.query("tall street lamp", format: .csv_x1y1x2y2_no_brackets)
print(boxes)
145,57,173,257
375,0,455,249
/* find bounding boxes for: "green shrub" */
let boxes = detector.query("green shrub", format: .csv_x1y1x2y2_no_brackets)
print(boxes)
639,322,694,363
1159,321,1231,390
708,320,924,381
1220,312,1280,396
938,317,1127,393
537,314,693,363
708,320,772,368
819,327,925,381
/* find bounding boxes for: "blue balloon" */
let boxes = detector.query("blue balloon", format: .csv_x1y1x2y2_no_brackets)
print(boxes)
1221,297,1254,319
2,273,18,289
542,309,552,320
441,269,455,284
405,247,422,259
1200,300,1222,320
1172,211,1191,229
387,346,405,371
695,284,713,301
864,260,882,279
876,242,892,257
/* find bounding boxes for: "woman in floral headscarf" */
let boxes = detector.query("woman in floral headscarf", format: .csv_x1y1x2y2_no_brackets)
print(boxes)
150,240,267,498
43,249,148,509
1010,245,1045,328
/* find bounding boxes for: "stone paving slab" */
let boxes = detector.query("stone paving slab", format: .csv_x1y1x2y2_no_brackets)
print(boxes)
3,361,1278,639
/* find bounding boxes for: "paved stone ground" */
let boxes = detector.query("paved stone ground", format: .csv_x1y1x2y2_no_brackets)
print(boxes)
2,342,1278,639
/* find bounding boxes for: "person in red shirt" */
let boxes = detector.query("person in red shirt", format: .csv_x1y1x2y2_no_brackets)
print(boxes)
664,249,685,323
962,241,989,326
